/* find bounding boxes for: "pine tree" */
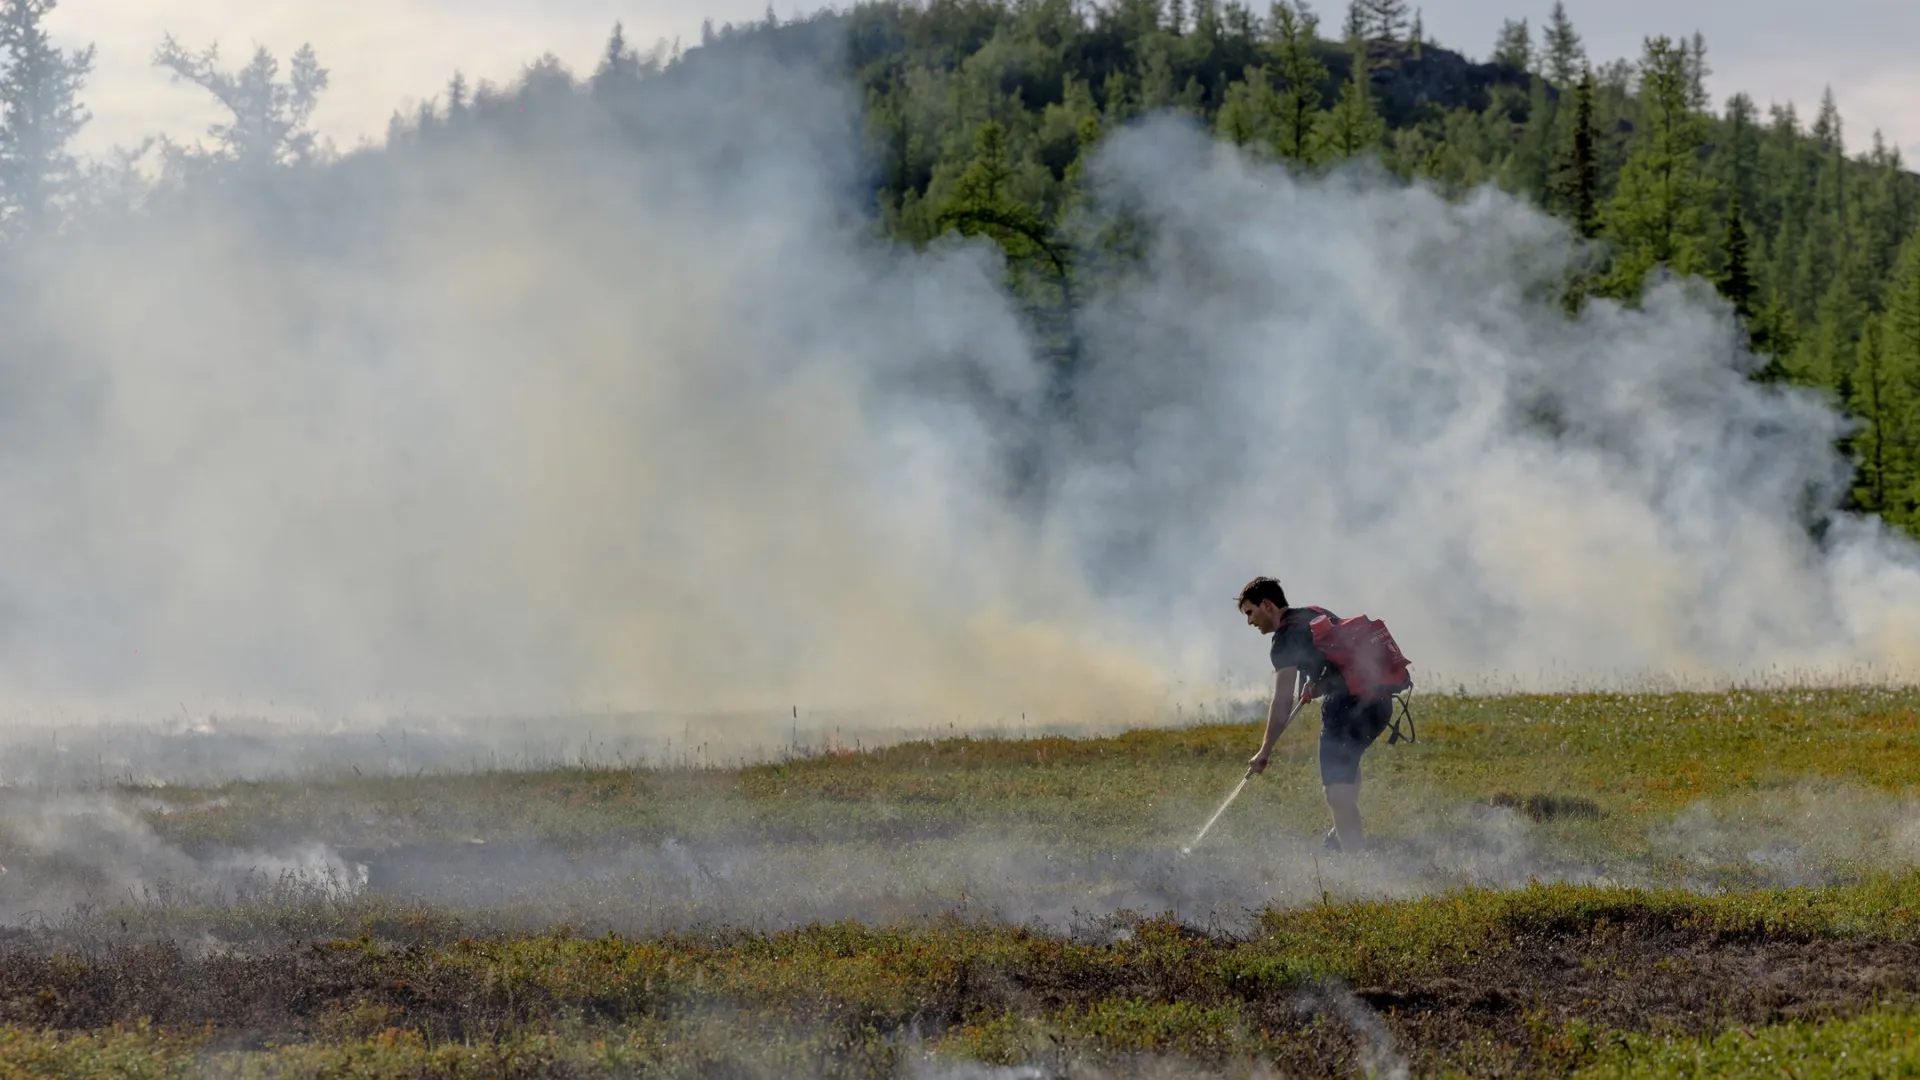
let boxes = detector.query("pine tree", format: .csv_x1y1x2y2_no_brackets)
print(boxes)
1847,315,1910,518
0,0,94,234
1409,8,1423,57
938,120,1076,365
1812,86,1842,155
1881,230,1920,527
1721,92,1760,227
1316,34,1384,160
1506,75,1555,203
1193,0,1223,42
152,36,331,171
1717,196,1755,319
1357,0,1408,42
1215,64,1274,146
1341,1,1366,43
1269,0,1326,165
591,22,647,98
1492,18,1532,72
1601,36,1712,295
1683,32,1710,113
1748,292,1800,383
1859,131,1915,288
1553,64,1598,238
1540,2,1584,87
1137,41,1177,110
445,72,468,120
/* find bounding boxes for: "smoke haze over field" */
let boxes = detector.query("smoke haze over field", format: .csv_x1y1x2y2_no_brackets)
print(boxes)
0,39,1917,733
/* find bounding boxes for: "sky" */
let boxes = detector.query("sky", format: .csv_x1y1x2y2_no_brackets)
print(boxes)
39,0,1920,167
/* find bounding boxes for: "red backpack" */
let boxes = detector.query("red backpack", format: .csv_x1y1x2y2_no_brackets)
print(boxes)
1291,605,1417,743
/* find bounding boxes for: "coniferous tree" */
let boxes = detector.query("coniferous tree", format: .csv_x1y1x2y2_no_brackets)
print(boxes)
1492,18,1531,72
0,0,94,234
1683,32,1710,113
1718,196,1755,319
1215,64,1274,146
591,22,656,99
1193,0,1223,43
1357,0,1408,42
938,120,1076,364
1602,36,1712,295
1269,0,1326,166
1409,8,1423,58
152,36,330,172
1859,131,1916,288
1880,230,1920,527
1317,33,1384,160
1749,293,1800,383
1540,2,1583,87
1721,93,1760,227
1847,315,1909,518
1341,2,1366,44
1554,64,1598,238
1506,75,1555,202
446,72,468,118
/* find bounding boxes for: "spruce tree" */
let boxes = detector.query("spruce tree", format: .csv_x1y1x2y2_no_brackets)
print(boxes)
1847,315,1908,518
1882,230,1920,527
1601,36,1712,294
1269,0,1327,165
1722,92,1760,227
1216,64,1274,146
1341,2,1366,44
1684,32,1710,113
1718,196,1755,319
591,22,651,98
152,36,331,171
1316,33,1384,160
939,120,1076,366
1492,18,1532,72
1358,0,1407,43
1553,64,1598,238
1540,2,1584,87
0,0,94,233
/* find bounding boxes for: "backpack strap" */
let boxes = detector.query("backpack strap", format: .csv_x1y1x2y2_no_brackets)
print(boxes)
1386,690,1417,745
1284,606,1338,699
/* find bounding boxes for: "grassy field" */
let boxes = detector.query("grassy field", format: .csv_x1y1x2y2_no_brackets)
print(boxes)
1,686,1918,1077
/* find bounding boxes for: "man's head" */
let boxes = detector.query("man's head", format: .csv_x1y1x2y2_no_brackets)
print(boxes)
1236,576,1288,635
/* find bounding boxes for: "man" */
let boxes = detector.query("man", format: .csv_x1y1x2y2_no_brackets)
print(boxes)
1237,575,1392,853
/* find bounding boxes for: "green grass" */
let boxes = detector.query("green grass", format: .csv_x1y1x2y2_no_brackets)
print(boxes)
120,686,1920,854
1566,1007,1920,1079
2,685,1919,1076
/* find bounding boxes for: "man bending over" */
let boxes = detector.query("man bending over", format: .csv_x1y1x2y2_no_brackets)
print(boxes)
1237,576,1393,853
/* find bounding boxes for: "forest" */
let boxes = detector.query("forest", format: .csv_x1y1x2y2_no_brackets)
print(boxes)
4,0,1919,535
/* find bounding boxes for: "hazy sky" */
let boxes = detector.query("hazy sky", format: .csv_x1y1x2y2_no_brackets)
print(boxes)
42,0,1920,167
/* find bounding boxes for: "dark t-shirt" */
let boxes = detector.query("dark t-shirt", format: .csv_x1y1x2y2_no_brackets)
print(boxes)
1270,606,1348,703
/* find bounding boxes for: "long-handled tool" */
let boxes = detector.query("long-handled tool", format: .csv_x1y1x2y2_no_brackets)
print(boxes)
1180,692,1308,856
1181,773,1251,856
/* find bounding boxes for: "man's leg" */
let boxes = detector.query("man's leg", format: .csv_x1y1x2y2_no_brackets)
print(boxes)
1325,781,1364,851
1318,696,1388,853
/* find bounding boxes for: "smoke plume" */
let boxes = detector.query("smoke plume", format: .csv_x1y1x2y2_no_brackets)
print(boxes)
0,35,1915,736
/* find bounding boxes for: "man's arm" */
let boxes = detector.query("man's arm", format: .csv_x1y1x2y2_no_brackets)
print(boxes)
1247,666,1301,775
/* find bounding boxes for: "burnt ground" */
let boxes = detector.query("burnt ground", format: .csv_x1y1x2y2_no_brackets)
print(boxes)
0,910,1915,1078
1350,923,1920,1075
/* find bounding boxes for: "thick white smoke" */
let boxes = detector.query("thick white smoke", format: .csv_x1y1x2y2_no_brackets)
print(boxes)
1057,122,1920,692
0,37,1914,734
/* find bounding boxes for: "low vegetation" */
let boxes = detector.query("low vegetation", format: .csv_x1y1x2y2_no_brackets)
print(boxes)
0,686,1917,1075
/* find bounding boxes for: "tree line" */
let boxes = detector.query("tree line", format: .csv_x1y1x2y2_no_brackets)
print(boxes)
3,0,1919,535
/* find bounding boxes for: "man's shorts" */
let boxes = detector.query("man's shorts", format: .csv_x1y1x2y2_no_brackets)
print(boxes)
1318,693,1392,786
